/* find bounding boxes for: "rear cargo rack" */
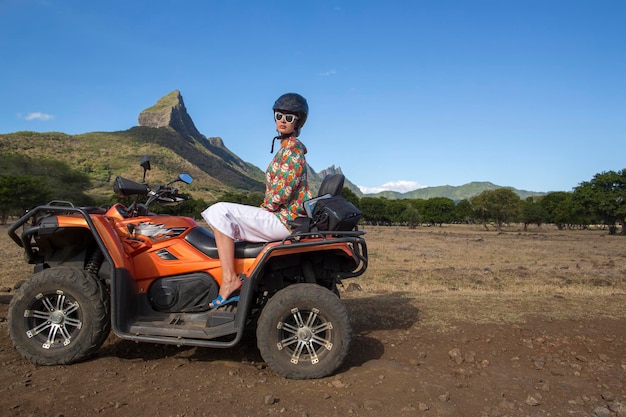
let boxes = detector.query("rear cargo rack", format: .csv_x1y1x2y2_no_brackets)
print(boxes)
251,230,368,279
7,205,107,264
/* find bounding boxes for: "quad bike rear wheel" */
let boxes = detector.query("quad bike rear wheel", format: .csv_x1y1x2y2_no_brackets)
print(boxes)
256,284,351,379
8,267,111,365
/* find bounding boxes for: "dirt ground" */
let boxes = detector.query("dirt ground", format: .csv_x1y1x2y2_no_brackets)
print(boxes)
0,292,624,417
1,225,625,417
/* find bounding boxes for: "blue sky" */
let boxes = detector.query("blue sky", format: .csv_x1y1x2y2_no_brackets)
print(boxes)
1,0,625,193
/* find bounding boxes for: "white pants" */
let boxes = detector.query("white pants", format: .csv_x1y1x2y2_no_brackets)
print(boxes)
201,202,290,242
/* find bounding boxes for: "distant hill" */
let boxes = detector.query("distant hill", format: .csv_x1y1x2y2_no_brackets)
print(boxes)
365,181,545,201
0,127,266,202
0,90,547,203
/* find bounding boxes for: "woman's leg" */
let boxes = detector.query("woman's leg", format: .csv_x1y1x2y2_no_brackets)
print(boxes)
201,202,290,307
211,228,242,306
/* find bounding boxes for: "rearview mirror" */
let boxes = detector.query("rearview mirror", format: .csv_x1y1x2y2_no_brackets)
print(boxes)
140,155,151,171
179,173,193,184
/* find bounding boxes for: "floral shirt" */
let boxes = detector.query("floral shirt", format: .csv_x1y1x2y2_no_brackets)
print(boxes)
262,137,312,229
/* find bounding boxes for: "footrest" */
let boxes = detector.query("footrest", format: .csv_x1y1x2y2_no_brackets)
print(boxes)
207,310,236,327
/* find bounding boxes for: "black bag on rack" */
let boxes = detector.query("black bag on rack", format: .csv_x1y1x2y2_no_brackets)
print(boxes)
311,195,361,231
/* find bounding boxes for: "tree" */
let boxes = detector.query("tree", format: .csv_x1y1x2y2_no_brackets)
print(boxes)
538,192,573,229
0,155,94,208
470,188,522,231
422,197,455,226
150,197,209,219
573,169,626,235
454,199,473,224
521,197,548,230
385,199,410,224
217,192,264,207
359,197,387,225
399,201,421,228
0,175,51,224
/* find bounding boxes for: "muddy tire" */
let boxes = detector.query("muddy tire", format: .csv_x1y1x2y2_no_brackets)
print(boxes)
8,267,111,365
256,284,351,379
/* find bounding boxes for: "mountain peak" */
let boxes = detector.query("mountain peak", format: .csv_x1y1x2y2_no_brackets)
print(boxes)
138,90,205,141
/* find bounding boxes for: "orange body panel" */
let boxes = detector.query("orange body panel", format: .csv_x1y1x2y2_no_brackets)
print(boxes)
108,214,206,292
53,214,129,270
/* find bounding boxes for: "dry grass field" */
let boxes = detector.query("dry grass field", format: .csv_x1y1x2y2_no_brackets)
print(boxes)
1,224,625,417
354,224,626,326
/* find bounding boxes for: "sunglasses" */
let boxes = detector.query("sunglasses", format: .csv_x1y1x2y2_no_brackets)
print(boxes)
274,111,299,123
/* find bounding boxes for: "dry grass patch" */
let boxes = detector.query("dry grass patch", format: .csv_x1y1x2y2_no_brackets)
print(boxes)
358,224,626,295
343,224,626,328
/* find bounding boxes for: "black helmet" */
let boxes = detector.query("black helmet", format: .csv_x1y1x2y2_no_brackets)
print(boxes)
270,93,309,152
273,93,309,131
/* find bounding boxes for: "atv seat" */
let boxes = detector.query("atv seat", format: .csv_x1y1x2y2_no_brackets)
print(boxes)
185,227,267,259
318,173,345,197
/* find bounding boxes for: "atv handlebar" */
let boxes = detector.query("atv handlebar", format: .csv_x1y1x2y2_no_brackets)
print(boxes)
146,185,190,207
114,171,192,216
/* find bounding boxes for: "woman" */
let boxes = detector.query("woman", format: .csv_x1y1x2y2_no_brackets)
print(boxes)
201,93,312,308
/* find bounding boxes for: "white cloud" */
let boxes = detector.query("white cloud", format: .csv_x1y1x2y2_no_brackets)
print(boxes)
358,180,425,194
19,112,54,121
319,70,336,77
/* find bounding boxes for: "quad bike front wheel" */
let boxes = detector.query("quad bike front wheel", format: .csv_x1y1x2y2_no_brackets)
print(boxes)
256,283,351,379
8,267,111,365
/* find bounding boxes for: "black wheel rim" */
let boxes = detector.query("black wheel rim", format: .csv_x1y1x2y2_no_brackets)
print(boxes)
276,307,334,365
23,290,83,350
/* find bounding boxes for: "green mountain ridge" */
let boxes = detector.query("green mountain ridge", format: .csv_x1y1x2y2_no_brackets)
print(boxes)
366,181,545,201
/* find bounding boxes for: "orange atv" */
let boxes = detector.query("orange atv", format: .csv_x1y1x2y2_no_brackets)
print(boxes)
7,156,367,379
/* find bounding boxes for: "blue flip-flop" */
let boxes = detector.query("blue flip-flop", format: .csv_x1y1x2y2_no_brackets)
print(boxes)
209,294,240,309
